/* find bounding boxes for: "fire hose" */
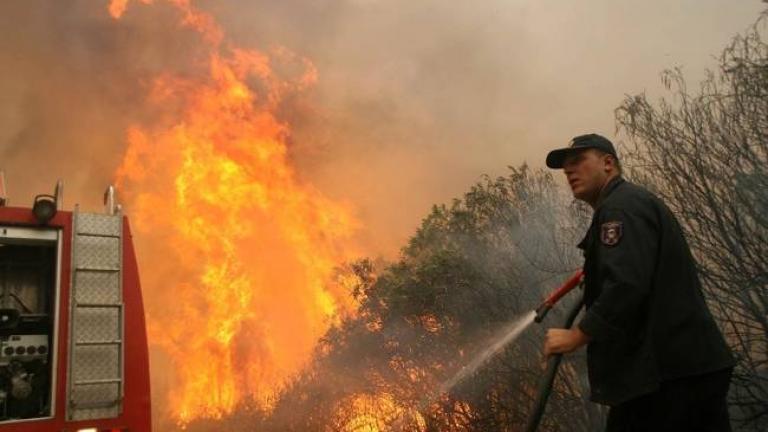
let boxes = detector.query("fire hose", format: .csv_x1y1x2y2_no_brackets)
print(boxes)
525,270,585,432
533,270,583,324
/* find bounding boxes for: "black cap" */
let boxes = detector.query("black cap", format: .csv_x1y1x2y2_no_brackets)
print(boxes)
546,133,618,169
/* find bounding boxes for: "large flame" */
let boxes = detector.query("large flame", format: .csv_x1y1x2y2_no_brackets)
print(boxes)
110,0,358,425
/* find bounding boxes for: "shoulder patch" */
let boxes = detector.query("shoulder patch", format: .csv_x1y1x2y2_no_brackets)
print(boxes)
601,221,623,246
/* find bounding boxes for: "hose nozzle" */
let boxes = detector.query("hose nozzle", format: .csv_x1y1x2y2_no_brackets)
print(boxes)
534,302,552,323
534,270,584,324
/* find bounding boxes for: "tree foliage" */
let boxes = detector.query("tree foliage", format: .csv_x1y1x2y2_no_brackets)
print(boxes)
260,166,599,432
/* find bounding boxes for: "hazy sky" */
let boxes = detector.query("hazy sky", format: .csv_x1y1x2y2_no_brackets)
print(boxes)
0,0,764,256
218,0,765,255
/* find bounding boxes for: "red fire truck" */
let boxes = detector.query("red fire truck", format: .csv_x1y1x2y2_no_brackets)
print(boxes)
0,181,151,431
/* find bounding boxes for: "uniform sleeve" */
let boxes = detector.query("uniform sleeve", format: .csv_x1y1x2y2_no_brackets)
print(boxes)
578,206,658,342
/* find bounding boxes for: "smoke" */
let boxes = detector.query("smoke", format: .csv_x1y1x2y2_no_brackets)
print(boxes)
0,0,762,250
199,0,764,255
0,0,201,209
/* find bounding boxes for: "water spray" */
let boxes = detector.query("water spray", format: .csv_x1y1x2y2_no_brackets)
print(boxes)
419,271,585,412
437,310,537,396
393,271,586,431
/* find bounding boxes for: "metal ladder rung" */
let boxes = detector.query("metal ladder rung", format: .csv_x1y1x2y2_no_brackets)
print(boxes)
75,340,122,346
75,267,120,272
75,303,123,309
75,232,120,239
74,378,122,386
71,399,121,409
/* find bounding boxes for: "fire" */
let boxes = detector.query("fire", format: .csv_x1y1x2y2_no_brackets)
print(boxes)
334,393,426,432
110,0,358,425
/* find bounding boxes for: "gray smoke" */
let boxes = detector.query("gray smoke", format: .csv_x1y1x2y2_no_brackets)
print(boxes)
0,0,761,253
204,0,764,254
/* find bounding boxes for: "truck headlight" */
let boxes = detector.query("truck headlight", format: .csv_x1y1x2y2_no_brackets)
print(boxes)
32,195,57,224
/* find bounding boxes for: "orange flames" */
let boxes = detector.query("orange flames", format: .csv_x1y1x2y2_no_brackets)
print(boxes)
110,0,358,425
334,393,426,432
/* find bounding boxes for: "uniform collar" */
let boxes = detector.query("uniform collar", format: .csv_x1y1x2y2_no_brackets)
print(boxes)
577,176,624,250
594,175,624,209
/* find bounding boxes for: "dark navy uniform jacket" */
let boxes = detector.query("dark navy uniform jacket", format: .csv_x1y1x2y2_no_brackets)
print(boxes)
577,177,734,406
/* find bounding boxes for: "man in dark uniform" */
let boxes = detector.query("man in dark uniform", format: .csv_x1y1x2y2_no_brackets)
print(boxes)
542,133,735,431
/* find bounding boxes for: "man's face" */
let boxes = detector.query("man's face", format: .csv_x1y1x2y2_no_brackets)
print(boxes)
562,149,611,203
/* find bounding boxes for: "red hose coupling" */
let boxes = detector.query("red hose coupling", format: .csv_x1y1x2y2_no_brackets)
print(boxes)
534,270,584,323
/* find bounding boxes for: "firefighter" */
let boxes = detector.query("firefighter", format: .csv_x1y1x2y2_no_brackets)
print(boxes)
542,133,735,431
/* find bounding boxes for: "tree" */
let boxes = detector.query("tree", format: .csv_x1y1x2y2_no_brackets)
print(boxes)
616,13,768,431
261,166,602,431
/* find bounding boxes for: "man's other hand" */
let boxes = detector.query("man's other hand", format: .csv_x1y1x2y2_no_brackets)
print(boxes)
544,327,591,356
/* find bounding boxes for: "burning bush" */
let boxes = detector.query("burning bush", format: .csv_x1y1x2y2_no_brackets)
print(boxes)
251,166,603,432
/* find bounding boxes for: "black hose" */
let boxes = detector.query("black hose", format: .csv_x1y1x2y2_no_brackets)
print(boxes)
524,297,584,432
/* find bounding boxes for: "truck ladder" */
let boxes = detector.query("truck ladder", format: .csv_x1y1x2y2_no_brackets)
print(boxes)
67,208,124,420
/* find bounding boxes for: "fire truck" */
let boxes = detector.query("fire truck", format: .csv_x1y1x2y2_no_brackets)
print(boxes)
0,179,151,431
